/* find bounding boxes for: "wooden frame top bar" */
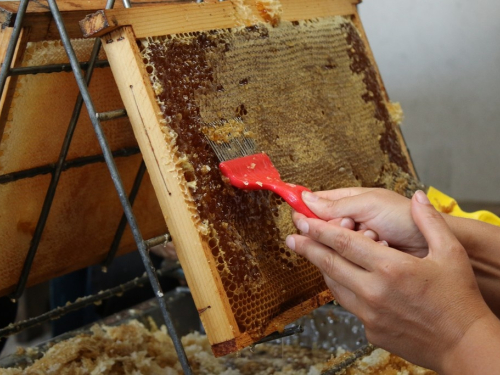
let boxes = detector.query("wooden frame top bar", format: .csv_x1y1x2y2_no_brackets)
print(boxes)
0,0,362,43
80,0,358,39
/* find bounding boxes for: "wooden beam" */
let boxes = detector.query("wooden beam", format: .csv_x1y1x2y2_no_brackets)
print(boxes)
101,27,238,346
0,27,15,138
0,0,358,42
0,27,27,140
80,0,356,38
0,1,115,26
0,0,193,20
0,157,166,297
0,0,193,42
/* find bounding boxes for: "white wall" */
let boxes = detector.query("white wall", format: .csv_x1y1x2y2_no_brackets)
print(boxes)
359,0,500,202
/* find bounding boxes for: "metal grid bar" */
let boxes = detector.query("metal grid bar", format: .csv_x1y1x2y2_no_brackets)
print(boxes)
321,344,376,374
0,263,182,339
0,0,29,95
253,325,304,345
145,234,171,248
101,158,172,270
102,160,147,269
9,60,109,76
0,147,140,185
97,108,127,121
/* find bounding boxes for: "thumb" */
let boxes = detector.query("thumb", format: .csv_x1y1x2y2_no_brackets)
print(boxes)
411,190,461,258
302,191,368,221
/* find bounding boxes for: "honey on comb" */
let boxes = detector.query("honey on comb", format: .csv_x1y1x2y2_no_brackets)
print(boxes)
139,16,421,348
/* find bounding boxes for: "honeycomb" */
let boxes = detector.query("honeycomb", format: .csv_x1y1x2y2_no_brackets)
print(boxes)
139,16,422,345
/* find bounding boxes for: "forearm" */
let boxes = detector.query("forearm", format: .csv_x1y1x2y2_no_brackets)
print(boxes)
440,313,500,375
444,215,500,316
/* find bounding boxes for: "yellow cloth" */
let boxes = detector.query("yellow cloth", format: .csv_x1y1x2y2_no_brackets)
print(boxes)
427,186,500,227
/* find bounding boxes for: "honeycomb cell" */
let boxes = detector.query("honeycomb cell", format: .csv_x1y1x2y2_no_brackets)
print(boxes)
208,238,219,248
141,15,419,340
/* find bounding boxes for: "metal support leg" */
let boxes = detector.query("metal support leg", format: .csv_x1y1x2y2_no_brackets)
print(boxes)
0,0,29,94
46,1,193,373
102,160,147,269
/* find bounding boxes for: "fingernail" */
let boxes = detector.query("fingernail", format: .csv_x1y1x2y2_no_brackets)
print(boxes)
415,190,431,205
286,236,295,251
379,240,389,247
340,218,354,229
297,219,309,234
363,230,377,240
302,191,318,202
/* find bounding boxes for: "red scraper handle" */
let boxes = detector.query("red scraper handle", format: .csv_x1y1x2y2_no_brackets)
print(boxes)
219,153,319,219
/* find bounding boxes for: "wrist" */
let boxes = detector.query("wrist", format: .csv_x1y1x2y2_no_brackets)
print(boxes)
441,214,494,256
441,214,475,249
439,312,500,375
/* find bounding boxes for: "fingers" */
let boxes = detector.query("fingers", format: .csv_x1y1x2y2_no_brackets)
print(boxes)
312,187,375,201
286,234,368,293
292,211,379,241
340,218,356,230
301,190,375,222
360,229,379,241
293,212,356,231
410,191,463,258
328,217,356,230
289,218,390,272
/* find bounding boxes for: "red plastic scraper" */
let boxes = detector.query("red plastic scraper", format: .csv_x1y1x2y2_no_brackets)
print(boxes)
219,153,319,219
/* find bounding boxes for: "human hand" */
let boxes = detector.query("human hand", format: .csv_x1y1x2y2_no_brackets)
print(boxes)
296,188,428,257
286,190,494,372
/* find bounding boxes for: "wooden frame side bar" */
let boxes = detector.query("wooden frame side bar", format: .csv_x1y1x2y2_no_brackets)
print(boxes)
101,26,238,346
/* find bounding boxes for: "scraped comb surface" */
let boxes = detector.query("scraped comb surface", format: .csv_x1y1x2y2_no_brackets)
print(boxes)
203,117,257,162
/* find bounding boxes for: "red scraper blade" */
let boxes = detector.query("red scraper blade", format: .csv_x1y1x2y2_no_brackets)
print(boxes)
219,153,319,219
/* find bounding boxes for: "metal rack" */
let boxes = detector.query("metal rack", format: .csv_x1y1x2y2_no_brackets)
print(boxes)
0,1,308,374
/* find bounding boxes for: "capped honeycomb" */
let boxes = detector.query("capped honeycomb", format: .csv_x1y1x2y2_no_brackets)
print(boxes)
139,16,421,352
